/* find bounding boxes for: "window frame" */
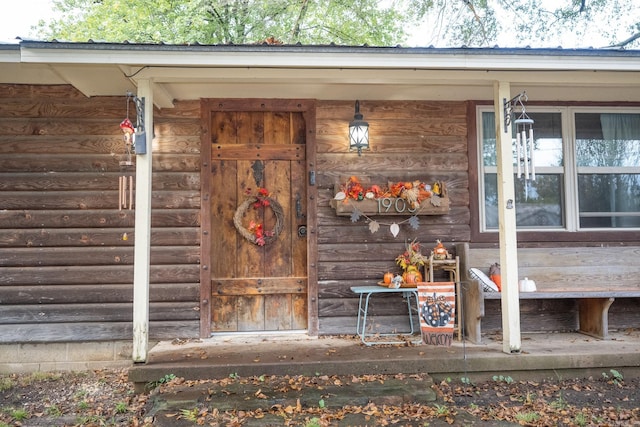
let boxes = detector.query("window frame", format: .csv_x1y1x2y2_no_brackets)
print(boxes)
468,101,640,244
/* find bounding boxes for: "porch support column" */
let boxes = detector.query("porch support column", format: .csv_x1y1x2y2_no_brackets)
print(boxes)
493,81,522,354
132,78,154,362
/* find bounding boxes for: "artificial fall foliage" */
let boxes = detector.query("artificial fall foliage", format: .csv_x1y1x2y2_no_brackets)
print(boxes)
335,176,444,237
395,238,428,271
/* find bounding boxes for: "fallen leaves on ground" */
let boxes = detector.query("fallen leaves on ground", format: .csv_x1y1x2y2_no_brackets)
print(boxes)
0,369,639,426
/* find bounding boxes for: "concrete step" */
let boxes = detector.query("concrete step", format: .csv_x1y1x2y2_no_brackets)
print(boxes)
129,331,640,391
144,374,437,426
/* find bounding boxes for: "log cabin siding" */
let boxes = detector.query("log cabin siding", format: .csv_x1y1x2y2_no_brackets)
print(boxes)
0,89,473,343
0,84,201,343
314,100,470,334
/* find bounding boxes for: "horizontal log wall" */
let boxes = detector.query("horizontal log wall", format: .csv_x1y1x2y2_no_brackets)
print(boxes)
315,100,470,335
0,84,201,343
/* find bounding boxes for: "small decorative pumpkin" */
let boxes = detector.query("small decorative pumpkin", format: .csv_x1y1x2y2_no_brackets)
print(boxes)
402,265,423,284
383,271,394,285
489,262,502,291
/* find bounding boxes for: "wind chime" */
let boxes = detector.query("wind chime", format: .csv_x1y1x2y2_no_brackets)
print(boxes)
505,91,535,181
118,94,135,210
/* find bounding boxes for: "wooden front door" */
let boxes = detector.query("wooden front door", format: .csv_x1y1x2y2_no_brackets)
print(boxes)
201,100,311,333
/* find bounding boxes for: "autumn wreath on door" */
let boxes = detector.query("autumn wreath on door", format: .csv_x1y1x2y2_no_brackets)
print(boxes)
233,188,285,246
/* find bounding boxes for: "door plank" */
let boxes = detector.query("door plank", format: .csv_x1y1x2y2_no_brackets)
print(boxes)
213,144,304,160
211,295,237,332
238,295,264,331
292,294,308,329
264,159,290,276
265,294,292,330
212,277,307,295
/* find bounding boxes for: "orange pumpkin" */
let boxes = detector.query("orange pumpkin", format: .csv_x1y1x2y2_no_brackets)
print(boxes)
491,274,502,291
403,270,423,284
383,272,393,285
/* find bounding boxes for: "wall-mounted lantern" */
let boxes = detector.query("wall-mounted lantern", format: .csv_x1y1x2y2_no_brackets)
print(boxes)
349,100,369,156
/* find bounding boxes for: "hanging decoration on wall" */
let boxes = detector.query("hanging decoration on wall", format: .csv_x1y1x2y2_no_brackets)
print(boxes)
117,94,136,210
117,91,147,210
331,176,449,237
504,91,535,181
233,187,285,246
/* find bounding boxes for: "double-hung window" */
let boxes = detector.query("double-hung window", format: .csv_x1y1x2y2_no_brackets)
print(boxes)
478,106,640,232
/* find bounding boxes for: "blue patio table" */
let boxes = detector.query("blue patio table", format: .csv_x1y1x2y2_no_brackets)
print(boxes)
350,285,422,346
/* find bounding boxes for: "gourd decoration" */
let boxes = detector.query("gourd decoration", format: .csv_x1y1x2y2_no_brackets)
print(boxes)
489,262,502,291
432,239,449,260
383,272,394,285
402,265,423,284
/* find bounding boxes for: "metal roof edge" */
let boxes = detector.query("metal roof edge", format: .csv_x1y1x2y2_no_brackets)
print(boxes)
15,39,640,58
0,43,21,51
0,44,21,63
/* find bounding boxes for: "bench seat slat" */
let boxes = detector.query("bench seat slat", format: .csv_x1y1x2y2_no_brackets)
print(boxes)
483,291,640,299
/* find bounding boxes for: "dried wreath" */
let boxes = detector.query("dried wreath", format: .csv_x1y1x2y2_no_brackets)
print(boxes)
233,188,284,246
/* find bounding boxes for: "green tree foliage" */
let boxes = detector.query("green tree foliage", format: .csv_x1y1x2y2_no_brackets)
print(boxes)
412,0,640,48
38,0,412,46
37,0,640,48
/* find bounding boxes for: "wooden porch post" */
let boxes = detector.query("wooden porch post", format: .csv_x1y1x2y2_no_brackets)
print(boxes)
494,81,522,354
132,79,154,362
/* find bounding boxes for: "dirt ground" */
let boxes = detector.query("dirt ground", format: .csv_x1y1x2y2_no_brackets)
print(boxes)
1,368,639,426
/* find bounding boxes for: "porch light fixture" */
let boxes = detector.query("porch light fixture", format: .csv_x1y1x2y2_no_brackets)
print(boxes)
349,100,369,156
504,91,535,180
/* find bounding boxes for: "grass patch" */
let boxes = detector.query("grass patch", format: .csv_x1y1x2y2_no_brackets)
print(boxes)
9,408,29,421
515,411,540,423
45,404,62,417
19,372,61,387
115,401,128,414
0,378,14,392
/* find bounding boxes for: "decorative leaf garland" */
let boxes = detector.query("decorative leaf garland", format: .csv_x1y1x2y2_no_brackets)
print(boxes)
342,198,420,237
334,176,445,237
233,188,284,246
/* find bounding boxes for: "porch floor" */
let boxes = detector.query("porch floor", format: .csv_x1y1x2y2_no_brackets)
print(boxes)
128,330,640,386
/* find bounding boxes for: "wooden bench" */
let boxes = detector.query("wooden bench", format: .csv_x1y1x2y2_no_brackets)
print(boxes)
457,243,640,344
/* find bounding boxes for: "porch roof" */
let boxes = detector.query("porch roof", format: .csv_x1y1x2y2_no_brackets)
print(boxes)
1,40,640,108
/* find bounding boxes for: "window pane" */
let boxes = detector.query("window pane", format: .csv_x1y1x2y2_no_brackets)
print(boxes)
481,112,497,167
576,113,640,167
526,112,563,167
484,174,564,229
578,174,640,228
576,112,640,228
481,112,563,168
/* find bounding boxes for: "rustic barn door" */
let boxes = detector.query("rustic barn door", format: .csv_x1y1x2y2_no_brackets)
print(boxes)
203,100,309,333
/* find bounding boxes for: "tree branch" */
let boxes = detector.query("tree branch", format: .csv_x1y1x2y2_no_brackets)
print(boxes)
291,0,310,39
463,0,490,46
604,31,640,48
